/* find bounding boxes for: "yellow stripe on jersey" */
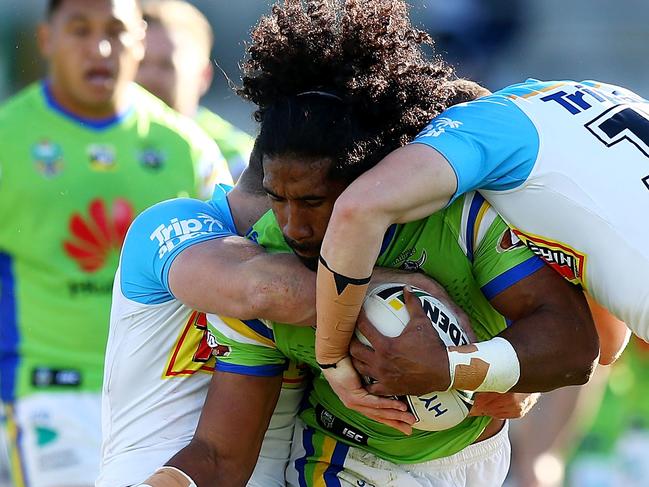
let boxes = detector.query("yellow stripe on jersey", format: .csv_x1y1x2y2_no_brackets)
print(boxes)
5,406,26,487
472,202,490,250
220,316,276,348
506,82,567,100
313,434,338,487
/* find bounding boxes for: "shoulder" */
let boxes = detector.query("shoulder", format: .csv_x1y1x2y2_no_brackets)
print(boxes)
0,83,42,126
132,85,218,151
126,196,236,250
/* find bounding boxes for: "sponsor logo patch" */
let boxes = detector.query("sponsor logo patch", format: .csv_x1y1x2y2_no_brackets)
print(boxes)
63,198,134,272
32,139,64,177
513,230,587,286
164,311,229,378
139,148,165,170
87,144,116,171
401,249,428,272
417,117,463,138
496,229,525,253
149,213,225,259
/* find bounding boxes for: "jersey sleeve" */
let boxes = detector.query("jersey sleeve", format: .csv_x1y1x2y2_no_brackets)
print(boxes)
119,198,236,304
410,92,540,202
459,193,546,300
206,317,288,377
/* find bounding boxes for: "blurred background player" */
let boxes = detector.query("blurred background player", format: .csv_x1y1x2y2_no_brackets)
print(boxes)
508,336,649,487
0,0,230,486
136,0,254,180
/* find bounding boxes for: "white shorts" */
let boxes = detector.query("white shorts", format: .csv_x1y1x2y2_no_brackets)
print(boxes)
286,419,510,487
97,385,303,487
5,393,101,487
247,387,304,487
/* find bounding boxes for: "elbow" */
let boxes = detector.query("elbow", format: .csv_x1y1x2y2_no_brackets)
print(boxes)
243,273,301,321
564,336,600,386
331,190,369,227
237,280,277,320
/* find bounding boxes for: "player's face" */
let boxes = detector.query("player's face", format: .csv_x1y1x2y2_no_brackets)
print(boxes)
39,0,145,117
136,23,209,116
263,155,348,270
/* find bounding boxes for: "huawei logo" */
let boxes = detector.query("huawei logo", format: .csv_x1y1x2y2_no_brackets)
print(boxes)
63,198,134,272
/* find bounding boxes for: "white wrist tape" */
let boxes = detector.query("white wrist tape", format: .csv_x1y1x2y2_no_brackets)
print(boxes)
135,466,197,487
447,337,520,393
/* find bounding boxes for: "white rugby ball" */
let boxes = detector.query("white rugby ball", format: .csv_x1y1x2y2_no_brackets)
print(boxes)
356,283,474,432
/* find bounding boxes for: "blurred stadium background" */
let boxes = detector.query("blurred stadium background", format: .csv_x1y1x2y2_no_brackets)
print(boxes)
1,1,648,486
2,0,649,134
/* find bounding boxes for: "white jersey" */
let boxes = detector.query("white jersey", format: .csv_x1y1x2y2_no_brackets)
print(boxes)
413,79,649,338
97,186,306,486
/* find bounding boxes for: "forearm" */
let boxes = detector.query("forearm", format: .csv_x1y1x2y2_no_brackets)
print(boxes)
242,253,316,325
316,144,457,364
169,239,316,325
450,306,599,393
165,439,253,487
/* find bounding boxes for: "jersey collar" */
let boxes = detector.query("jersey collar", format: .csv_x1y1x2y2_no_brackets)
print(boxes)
41,80,135,131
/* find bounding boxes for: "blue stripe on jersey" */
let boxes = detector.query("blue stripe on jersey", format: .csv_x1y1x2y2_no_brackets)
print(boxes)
0,253,19,402
42,80,133,130
379,224,398,255
296,426,315,487
465,194,485,262
480,256,546,300
242,319,275,341
323,441,349,486
215,362,286,377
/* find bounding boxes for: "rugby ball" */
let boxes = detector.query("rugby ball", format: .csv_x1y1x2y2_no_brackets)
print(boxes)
356,283,474,431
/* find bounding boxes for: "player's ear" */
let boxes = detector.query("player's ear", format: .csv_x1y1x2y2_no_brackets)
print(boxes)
199,60,214,98
37,22,53,59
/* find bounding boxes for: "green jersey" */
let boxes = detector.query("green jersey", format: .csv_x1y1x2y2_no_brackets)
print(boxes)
195,107,254,181
0,81,232,401
211,192,545,464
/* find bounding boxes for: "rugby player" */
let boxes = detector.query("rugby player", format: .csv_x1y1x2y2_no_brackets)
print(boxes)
133,2,599,485
314,12,646,408
97,145,459,486
136,0,254,180
0,0,229,485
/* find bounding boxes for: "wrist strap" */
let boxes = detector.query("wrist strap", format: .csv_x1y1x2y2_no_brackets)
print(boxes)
447,337,521,393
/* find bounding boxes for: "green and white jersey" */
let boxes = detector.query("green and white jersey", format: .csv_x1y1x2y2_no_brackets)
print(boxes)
0,81,232,402
195,107,254,181
210,192,545,464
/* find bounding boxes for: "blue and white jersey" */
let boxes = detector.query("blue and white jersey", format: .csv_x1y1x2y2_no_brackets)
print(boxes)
412,79,649,337
98,184,237,486
98,185,306,486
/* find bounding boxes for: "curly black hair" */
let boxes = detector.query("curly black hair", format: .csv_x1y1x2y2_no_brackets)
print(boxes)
238,0,470,181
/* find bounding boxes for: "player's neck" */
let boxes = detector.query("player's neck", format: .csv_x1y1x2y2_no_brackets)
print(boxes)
227,188,270,235
45,81,130,121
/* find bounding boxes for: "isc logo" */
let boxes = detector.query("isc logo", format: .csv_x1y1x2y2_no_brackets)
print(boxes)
150,213,224,258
